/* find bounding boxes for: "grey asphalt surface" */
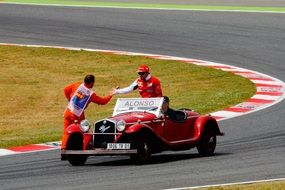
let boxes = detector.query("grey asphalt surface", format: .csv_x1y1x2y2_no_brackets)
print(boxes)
70,0,285,7
0,3,285,190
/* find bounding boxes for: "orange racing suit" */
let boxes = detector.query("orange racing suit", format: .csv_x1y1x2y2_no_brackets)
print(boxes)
61,82,112,149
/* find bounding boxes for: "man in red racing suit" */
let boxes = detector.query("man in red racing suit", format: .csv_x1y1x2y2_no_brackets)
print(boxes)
61,74,114,160
114,64,162,97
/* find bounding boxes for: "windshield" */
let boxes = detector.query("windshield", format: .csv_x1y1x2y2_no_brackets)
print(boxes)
112,98,164,117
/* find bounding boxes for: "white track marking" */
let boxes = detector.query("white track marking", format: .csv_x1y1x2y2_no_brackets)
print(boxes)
0,149,16,156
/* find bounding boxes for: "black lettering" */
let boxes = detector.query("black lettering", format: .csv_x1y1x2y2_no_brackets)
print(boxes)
124,101,130,106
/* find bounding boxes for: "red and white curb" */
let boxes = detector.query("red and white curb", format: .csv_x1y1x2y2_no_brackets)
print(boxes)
1,42,284,156
0,141,61,156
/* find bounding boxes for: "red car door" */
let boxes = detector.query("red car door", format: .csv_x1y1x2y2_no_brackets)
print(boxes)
163,116,189,142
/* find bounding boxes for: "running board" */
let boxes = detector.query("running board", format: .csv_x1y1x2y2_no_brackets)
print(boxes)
61,149,137,155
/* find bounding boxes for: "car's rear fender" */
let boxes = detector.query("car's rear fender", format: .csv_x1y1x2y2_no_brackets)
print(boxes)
193,115,224,140
66,124,92,150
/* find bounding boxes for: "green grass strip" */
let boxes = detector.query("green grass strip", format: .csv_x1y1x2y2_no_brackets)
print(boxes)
0,45,255,148
200,180,285,190
3,0,285,13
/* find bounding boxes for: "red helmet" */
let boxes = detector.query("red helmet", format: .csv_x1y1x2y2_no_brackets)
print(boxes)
137,64,150,73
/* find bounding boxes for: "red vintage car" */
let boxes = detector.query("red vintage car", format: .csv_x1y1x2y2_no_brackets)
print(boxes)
62,98,224,166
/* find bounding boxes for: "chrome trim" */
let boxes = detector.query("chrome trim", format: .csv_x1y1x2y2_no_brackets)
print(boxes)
126,122,137,125
61,149,137,155
139,121,151,124
113,109,161,118
94,118,116,128
153,119,165,123
187,116,198,119
91,133,122,135
169,138,196,145
93,119,117,147
94,119,116,133
125,121,152,125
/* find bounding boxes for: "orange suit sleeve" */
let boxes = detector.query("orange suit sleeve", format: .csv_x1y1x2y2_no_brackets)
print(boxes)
64,82,81,101
64,84,73,101
90,92,113,105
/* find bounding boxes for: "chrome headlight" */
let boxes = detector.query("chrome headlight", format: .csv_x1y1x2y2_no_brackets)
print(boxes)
116,120,126,132
80,119,91,133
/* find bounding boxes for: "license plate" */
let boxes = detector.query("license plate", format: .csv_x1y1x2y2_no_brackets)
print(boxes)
107,143,131,150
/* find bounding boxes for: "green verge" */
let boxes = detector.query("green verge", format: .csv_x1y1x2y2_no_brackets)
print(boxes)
199,180,285,190
0,45,255,148
3,0,285,13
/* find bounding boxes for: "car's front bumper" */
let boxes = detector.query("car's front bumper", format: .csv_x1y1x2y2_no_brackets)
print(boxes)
61,149,137,155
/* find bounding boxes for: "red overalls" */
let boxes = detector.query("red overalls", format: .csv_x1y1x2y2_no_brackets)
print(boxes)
137,76,162,98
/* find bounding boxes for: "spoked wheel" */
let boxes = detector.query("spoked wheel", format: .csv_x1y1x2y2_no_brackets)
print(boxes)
130,136,152,164
66,134,88,166
197,127,216,156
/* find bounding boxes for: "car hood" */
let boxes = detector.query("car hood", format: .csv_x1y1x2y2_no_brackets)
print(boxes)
110,112,157,124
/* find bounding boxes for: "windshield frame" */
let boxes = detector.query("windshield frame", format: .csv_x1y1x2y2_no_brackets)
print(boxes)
112,98,164,117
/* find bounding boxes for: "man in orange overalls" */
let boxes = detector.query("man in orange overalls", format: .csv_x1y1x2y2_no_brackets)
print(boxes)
61,74,114,160
114,64,163,97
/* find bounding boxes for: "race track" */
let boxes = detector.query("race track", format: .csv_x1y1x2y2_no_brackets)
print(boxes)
0,3,285,190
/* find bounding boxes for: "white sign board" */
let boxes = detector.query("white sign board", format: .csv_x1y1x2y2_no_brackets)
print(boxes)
112,98,164,117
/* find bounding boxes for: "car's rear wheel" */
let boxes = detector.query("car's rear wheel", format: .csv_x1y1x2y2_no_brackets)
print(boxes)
197,127,216,156
130,136,152,164
66,133,88,166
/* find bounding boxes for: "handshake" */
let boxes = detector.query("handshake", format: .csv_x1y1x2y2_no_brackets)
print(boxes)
109,86,120,96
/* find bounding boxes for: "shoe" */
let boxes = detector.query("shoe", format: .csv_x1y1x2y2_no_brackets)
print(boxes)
61,154,67,161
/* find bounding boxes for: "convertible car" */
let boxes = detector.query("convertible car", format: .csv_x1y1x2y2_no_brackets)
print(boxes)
62,98,224,166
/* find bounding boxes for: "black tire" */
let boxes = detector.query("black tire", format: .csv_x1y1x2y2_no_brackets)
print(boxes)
67,153,87,166
197,127,216,156
130,136,152,164
66,134,88,166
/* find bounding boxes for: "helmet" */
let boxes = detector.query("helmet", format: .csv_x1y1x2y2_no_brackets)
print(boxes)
137,64,150,73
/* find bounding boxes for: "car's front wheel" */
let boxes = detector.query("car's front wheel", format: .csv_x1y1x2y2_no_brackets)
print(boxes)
197,127,216,156
130,136,152,164
66,133,88,166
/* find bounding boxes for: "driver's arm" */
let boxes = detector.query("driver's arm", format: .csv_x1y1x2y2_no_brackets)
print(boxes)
114,80,138,94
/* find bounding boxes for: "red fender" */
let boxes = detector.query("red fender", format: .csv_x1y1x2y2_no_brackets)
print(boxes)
121,123,169,145
193,115,223,141
66,123,81,134
65,124,92,150
124,123,156,134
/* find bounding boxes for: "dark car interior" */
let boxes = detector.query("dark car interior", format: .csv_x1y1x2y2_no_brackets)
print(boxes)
165,110,187,123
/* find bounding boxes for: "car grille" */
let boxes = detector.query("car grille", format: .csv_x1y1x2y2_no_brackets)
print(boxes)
94,119,116,148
